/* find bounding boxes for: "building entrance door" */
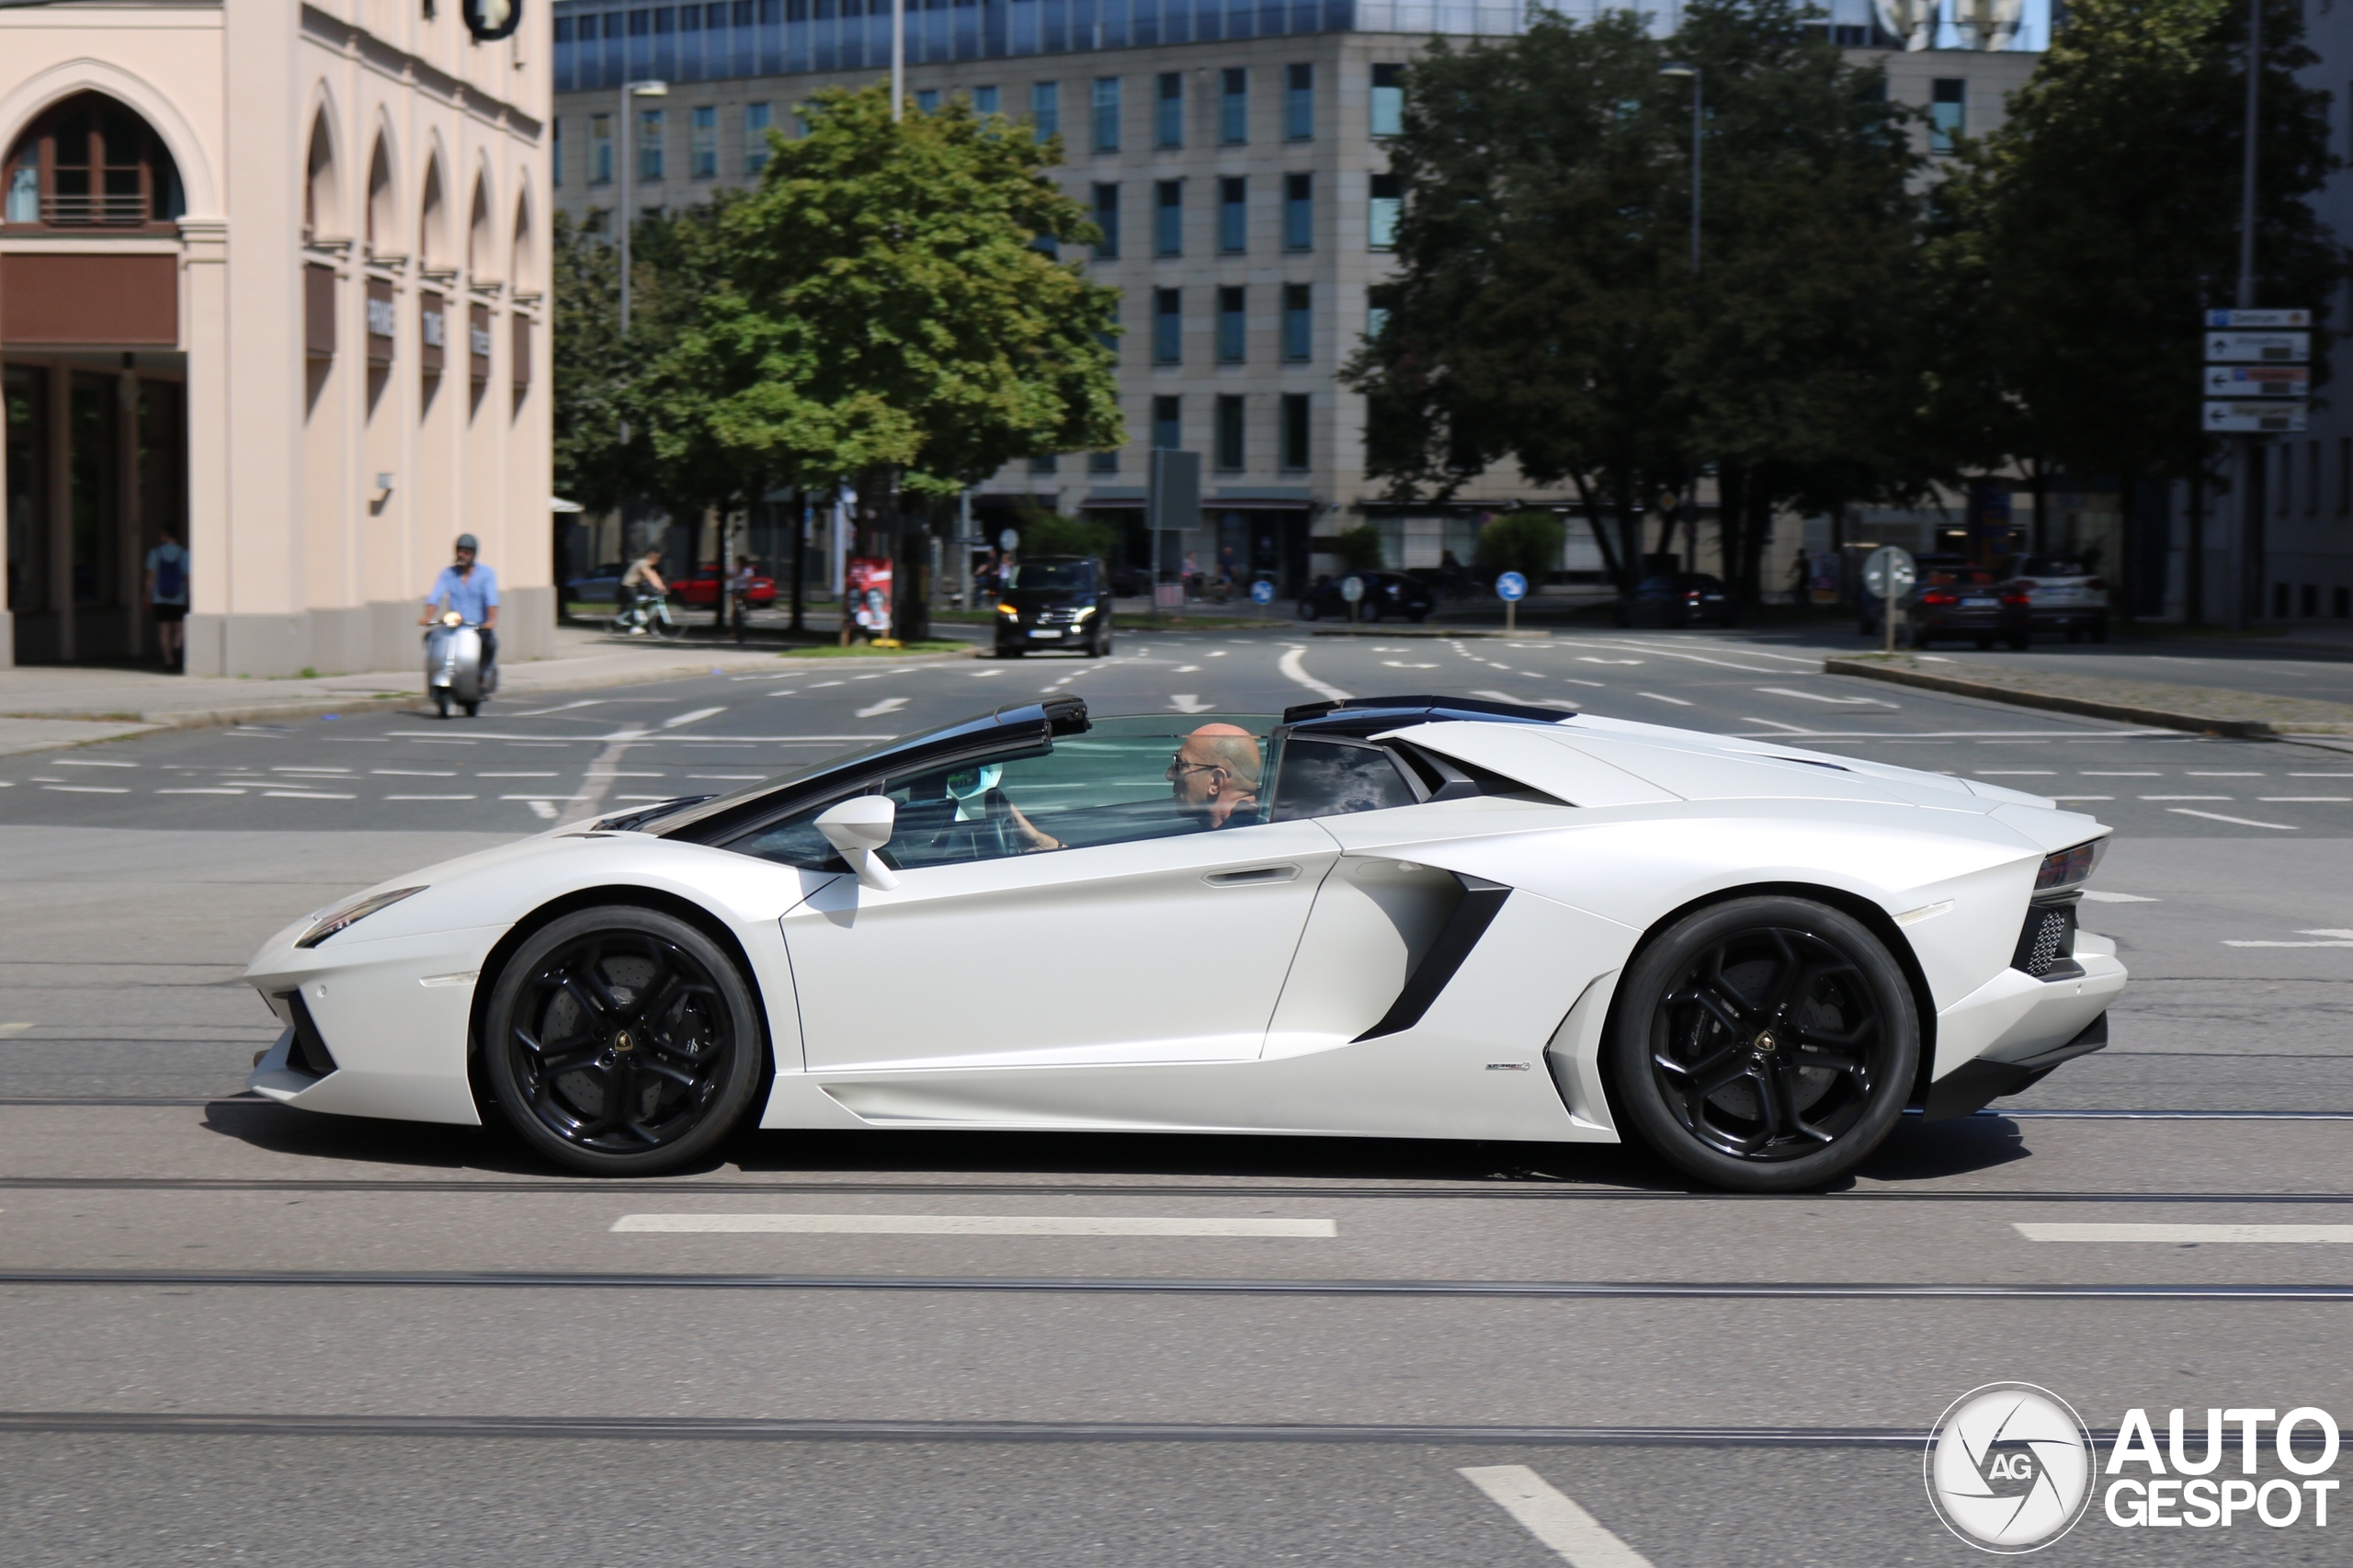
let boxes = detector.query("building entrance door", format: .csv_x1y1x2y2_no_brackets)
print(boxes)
3,356,185,665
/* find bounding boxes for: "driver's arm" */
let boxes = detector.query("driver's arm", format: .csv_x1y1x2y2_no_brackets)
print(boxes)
1005,801,1062,852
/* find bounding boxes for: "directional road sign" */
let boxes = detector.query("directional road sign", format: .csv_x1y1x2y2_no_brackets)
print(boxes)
2204,401,2309,434
1862,545,1915,603
1249,578,1276,606
1495,571,1529,602
2206,308,2311,329
997,528,1018,551
2203,365,2309,397
1340,574,1366,603
2206,332,2309,364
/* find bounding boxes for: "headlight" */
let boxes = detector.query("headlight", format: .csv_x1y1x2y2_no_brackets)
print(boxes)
1074,605,1097,619
296,886,427,949
2033,840,2106,893
995,602,1019,617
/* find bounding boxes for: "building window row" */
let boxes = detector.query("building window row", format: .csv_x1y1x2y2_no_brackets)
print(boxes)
1145,285,1314,366
1141,393,1311,472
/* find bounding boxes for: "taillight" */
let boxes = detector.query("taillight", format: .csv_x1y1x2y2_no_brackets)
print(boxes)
2034,840,2106,892
2001,592,2030,606
2086,578,2107,591
1921,591,1959,607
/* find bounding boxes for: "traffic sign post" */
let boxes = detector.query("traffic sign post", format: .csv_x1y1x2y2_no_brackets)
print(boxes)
1495,570,1528,634
1249,577,1275,620
1862,545,1915,657
1340,573,1365,631
2202,308,2310,629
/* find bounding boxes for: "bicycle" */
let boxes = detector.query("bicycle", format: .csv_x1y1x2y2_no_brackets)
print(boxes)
609,594,688,640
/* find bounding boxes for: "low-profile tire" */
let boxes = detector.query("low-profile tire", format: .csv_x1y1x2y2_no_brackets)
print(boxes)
1606,895,1919,1193
483,905,766,1176
461,700,480,717
433,689,452,719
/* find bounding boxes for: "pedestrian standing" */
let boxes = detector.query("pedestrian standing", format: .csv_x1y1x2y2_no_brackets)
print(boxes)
144,526,189,671
728,553,755,643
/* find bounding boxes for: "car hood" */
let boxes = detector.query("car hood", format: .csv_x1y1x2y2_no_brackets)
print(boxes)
1383,713,2063,815
1001,588,1095,608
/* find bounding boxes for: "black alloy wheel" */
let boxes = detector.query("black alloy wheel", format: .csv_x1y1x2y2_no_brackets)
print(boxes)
483,906,764,1175
1607,896,1918,1192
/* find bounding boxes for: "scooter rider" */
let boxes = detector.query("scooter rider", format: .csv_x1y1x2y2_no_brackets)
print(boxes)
420,533,499,685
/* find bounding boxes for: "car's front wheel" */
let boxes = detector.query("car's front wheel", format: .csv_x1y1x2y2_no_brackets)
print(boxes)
483,906,765,1176
1606,896,1918,1192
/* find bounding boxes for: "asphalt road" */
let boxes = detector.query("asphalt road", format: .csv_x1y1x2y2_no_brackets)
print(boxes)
2,627,2348,1564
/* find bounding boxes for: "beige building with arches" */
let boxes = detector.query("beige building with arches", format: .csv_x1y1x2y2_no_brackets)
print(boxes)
0,0,554,676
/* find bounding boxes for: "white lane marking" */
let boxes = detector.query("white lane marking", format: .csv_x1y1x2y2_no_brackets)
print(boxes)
1168,694,1213,713
478,771,559,778
1976,770,2054,776
1459,1465,1653,1568
2051,795,2113,801
561,726,652,827
1383,660,1439,669
2082,771,2159,777
506,699,610,716
2141,794,2232,801
970,669,1005,677
1563,678,1607,688
503,793,593,801
520,801,557,820
661,707,727,729
614,793,686,801
2080,890,2157,903
1755,687,1895,708
263,790,354,800
386,794,477,801
156,788,244,795
1736,716,1812,733
855,697,910,718
2169,808,2295,829
372,769,457,777
688,773,767,780
51,759,136,768
2018,1222,2353,1244
2264,796,2351,802
1208,650,1228,657
2188,771,2262,777
610,1214,1337,1236
2290,771,2353,777
1637,692,1692,706
272,767,352,774
40,784,129,794
2224,927,2353,948
0,1021,30,1036
1472,690,1578,710
1278,647,1349,702
1176,665,1201,673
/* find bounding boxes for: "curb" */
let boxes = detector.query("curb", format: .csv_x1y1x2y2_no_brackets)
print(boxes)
1313,628,1553,640
1824,658,2353,739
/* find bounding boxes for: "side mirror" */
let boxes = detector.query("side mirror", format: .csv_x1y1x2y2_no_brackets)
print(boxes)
814,796,899,891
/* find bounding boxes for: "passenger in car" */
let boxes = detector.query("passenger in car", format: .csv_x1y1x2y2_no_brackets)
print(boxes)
1168,723,1264,828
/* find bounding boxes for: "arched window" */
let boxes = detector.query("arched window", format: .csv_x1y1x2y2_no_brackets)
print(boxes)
3,92,185,230
365,137,394,254
467,176,494,280
305,110,341,243
510,191,534,281
418,158,448,269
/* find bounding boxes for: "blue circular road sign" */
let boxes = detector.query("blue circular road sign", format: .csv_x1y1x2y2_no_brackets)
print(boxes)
1250,578,1276,605
1495,571,1529,602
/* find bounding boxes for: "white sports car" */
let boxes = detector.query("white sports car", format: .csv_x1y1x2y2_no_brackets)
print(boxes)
243,696,2124,1191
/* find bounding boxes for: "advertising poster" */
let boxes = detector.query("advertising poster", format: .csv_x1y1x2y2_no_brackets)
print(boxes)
845,555,892,639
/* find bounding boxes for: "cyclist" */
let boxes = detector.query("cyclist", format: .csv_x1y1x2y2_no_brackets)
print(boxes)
619,546,668,634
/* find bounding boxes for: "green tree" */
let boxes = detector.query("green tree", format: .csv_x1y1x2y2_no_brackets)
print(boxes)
1472,511,1567,582
661,86,1121,499
1933,0,2343,610
1330,525,1389,572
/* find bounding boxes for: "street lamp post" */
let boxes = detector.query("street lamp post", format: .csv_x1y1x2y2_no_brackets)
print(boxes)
2227,0,2261,630
617,78,668,337
892,0,905,120
1659,62,1700,273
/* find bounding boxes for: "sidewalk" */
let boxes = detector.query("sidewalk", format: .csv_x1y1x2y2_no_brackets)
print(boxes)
1828,653,2353,739
0,625,973,756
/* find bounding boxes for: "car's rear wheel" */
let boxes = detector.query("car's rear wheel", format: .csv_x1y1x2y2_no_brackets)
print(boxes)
483,906,765,1176
1607,896,1918,1192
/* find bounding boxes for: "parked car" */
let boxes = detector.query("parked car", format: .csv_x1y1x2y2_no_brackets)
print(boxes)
2010,554,2109,642
1617,572,1736,629
1858,553,1963,639
1107,561,1152,597
1297,571,1435,623
676,562,779,610
995,555,1115,656
563,563,627,606
1900,566,2031,650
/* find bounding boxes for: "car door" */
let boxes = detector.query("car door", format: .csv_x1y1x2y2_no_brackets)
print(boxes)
756,718,1337,1073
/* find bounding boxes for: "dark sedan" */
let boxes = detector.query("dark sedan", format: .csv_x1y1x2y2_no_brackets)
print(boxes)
995,555,1115,656
1901,568,2030,650
1297,572,1434,623
1616,573,1736,628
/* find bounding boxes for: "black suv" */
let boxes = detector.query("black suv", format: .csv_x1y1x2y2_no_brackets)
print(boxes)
994,556,1115,656
1298,571,1435,623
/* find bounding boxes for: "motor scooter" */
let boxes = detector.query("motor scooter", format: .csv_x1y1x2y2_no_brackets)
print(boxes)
424,609,494,718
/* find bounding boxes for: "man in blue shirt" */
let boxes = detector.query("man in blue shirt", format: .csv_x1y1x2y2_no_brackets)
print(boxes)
419,533,501,686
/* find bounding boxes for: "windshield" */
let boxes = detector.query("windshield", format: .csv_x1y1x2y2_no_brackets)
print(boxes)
1009,561,1097,592
2018,556,2090,576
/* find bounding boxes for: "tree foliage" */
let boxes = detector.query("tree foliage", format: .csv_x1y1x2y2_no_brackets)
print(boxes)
657,85,1122,498
1472,511,1568,580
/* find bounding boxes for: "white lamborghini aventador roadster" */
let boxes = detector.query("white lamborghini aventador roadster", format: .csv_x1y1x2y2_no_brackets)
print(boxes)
243,695,2124,1191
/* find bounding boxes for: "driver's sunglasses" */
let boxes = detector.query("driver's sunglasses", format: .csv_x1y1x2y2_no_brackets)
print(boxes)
1165,755,1222,779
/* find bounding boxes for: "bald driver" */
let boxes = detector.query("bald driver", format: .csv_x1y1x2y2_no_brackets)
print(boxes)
1167,722,1263,828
